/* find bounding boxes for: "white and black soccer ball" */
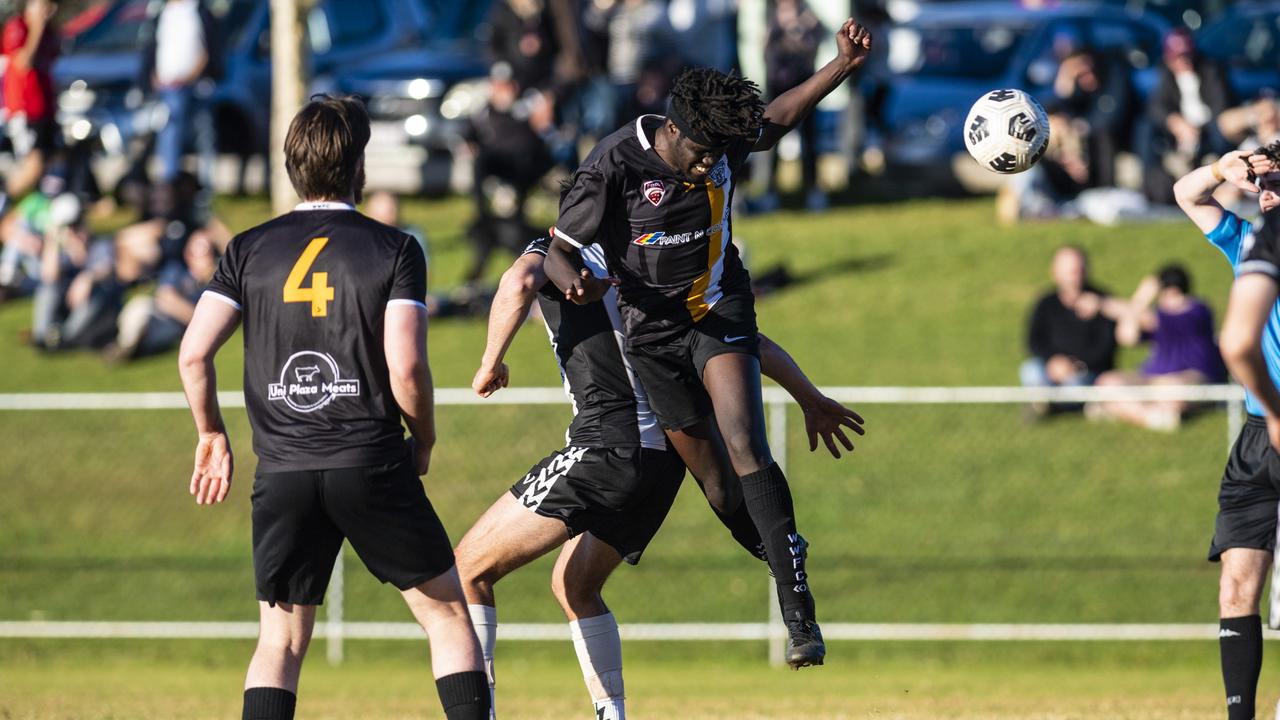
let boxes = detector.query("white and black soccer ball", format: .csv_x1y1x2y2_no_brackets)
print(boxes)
962,89,1050,174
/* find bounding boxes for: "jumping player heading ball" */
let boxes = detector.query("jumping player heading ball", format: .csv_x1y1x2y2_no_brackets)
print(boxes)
544,19,873,668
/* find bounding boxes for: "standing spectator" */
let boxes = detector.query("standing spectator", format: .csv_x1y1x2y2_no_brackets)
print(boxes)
1046,42,1132,189
2,0,60,200
605,0,669,123
1021,245,1119,403
487,0,560,93
142,0,219,188
462,64,553,283
1087,265,1227,431
759,0,826,212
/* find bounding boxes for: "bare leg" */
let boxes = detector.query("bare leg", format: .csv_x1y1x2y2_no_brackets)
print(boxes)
245,602,316,692
550,533,622,620
551,533,626,719
454,492,571,607
1218,548,1271,720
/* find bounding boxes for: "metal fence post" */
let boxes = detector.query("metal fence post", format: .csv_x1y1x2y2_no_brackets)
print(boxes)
327,547,345,665
768,398,788,668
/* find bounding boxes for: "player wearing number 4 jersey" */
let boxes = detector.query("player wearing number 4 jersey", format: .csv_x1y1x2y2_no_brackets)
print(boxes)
545,20,873,668
455,237,861,719
177,95,489,720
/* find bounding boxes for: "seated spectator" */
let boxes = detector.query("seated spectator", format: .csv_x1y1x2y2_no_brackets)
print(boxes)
113,172,228,285
105,226,218,361
1021,245,1119,416
1087,265,1227,430
0,175,59,298
29,193,121,350
1142,28,1275,203
463,63,554,283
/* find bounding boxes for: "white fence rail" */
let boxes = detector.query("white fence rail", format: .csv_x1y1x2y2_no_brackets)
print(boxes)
0,385,1250,667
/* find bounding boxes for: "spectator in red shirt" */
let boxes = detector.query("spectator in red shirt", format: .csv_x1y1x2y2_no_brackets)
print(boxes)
3,0,60,198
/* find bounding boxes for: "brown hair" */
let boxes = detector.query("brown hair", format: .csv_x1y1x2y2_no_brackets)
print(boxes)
284,94,370,201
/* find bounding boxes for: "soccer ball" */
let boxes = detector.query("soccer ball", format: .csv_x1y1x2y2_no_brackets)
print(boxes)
962,89,1050,174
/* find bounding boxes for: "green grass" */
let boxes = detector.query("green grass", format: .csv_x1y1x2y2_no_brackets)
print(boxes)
0,193,1264,717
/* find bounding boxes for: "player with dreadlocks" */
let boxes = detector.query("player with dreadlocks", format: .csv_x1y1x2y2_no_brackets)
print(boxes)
1172,138,1280,719
542,19,873,668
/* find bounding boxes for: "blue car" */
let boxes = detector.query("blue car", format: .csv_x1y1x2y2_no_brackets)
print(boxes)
52,0,487,192
1195,1,1280,102
871,2,1169,187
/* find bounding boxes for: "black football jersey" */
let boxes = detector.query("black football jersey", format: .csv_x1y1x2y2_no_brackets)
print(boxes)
552,115,756,347
1240,213,1280,281
204,204,427,472
523,237,666,451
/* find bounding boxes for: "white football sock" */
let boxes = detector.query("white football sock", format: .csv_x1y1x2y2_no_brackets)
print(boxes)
468,604,497,720
569,612,625,720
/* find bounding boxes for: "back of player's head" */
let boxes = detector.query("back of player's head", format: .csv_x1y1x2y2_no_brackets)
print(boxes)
668,67,765,148
1157,263,1190,294
285,94,370,201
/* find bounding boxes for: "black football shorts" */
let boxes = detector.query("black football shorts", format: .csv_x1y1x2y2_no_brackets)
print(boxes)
1209,415,1280,561
509,445,686,564
252,452,456,605
625,291,760,431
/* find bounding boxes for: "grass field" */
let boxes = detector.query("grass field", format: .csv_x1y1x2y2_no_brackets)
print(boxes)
0,193,1275,718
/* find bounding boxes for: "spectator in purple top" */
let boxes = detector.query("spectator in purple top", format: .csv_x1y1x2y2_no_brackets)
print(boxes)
1088,264,1226,430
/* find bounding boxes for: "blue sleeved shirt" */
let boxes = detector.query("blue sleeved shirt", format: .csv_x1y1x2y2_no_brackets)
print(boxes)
1206,211,1280,416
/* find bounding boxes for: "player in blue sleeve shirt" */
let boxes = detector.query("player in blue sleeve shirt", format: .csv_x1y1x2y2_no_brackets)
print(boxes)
1173,141,1280,720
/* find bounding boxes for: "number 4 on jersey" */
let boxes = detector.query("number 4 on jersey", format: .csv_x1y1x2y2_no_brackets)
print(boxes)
284,237,335,317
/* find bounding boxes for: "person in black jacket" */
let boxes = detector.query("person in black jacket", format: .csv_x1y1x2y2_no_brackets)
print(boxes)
1020,245,1119,395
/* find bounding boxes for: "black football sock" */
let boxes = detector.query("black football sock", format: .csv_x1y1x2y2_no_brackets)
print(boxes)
242,687,296,720
436,670,492,720
740,462,814,619
1220,615,1263,720
713,497,768,562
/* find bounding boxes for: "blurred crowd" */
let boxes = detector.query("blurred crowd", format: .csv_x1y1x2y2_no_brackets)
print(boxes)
0,0,1276,364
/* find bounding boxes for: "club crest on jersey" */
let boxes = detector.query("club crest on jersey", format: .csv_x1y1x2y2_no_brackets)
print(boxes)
268,350,361,413
643,180,666,206
707,157,729,187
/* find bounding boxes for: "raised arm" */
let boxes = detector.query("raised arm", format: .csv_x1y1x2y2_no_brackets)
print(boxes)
758,332,865,458
178,294,241,505
546,235,617,305
385,304,435,475
1175,151,1271,234
754,18,872,152
473,252,547,397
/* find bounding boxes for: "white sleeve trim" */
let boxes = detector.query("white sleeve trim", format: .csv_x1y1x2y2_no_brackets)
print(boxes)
202,290,242,311
553,226,585,249
1237,260,1280,280
387,298,429,311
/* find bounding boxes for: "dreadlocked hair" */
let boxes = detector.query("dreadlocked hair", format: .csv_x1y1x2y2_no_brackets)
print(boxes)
669,67,766,142
1248,138,1280,184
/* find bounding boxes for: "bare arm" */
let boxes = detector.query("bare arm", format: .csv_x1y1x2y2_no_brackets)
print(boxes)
385,303,435,475
473,253,546,397
178,294,241,504
1113,277,1159,347
755,18,872,151
10,2,52,71
1174,151,1268,234
1221,273,1280,451
546,235,617,305
758,332,865,458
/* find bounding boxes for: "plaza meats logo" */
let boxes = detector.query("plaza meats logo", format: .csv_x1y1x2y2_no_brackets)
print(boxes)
268,351,360,413
643,180,666,206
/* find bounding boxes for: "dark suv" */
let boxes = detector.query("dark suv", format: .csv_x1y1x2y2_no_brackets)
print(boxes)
53,0,488,192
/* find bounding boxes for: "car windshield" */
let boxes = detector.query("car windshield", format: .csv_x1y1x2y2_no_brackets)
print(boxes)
887,22,1030,79
74,0,257,54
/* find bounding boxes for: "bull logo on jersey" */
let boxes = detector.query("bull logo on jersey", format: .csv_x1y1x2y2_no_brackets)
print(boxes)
268,351,361,413
643,180,666,206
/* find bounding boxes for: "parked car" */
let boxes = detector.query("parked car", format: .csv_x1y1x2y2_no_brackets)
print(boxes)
1195,1,1280,102
52,0,488,193
869,2,1170,187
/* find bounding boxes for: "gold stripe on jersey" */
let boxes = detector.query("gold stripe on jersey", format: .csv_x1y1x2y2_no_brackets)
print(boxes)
685,181,726,322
